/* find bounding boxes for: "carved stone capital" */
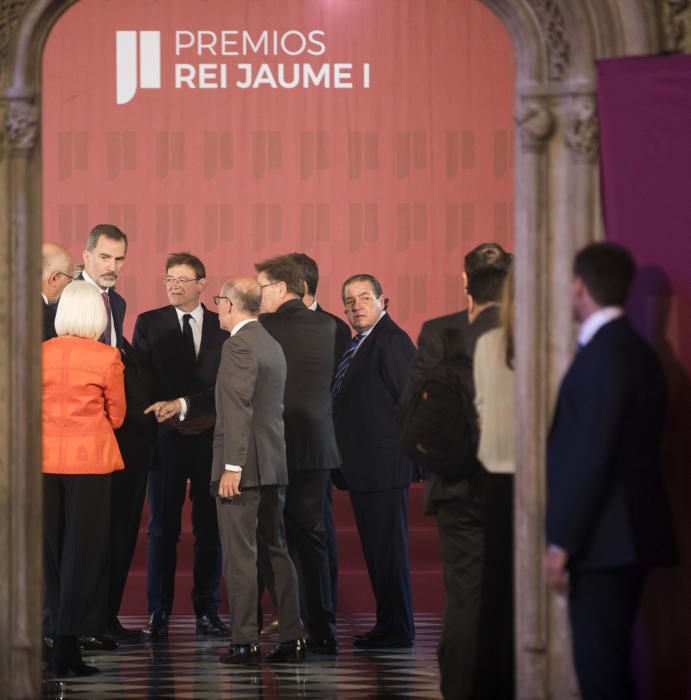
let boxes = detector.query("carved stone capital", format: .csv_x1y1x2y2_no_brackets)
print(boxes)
526,0,570,81
564,97,599,164
5,99,39,151
662,0,691,53
515,101,555,154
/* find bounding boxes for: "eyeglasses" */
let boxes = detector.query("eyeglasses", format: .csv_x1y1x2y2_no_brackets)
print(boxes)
213,296,232,306
259,282,279,290
165,277,200,286
55,271,74,283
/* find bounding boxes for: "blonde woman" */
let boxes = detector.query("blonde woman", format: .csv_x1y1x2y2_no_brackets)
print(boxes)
472,265,515,699
43,281,125,676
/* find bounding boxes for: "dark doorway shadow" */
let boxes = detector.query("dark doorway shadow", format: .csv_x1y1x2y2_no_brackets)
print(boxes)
627,266,691,700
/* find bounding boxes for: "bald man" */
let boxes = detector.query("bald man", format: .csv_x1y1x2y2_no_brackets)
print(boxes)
42,242,74,340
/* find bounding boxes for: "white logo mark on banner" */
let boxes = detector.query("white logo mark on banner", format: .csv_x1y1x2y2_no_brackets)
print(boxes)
116,31,161,105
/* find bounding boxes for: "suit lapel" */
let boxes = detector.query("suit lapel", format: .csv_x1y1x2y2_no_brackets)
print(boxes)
335,313,389,401
197,305,214,368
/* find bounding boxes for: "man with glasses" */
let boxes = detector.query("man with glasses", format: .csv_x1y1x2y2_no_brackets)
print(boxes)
41,242,74,340
253,255,340,656
134,252,229,640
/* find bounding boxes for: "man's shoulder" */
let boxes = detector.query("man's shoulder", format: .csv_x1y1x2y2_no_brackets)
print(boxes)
419,309,468,339
317,305,350,331
135,305,173,324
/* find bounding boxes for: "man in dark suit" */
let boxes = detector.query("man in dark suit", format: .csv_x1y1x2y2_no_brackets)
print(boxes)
332,273,416,648
545,242,676,700
78,224,140,649
134,252,229,640
41,242,74,340
255,255,340,653
401,243,511,700
213,277,304,665
288,252,351,614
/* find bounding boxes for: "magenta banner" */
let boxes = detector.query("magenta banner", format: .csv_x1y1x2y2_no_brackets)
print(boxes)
598,54,691,700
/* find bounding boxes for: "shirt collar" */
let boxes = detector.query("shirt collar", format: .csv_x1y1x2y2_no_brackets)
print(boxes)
174,303,204,324
358,310,387,339
307,299,318,311
231,318,258,336
578,306,624,346
41,292,49,304
81,270,107,292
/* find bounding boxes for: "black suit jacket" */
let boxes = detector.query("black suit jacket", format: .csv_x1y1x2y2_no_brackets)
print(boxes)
315,303,352,370
43,299,58,340
132,304,229,437
260,299,341,472
546,317,676,571
77,273,126,349
332,313,416,492
403,306,500,510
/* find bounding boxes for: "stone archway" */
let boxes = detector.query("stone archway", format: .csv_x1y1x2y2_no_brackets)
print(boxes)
0,1,682,698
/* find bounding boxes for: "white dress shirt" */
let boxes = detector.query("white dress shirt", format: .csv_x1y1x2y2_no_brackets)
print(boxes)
578,306,624,347
82,270,116,347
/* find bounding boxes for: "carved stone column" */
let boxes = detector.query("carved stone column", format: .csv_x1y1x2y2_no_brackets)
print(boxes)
513,97,554,700
2,93,42,700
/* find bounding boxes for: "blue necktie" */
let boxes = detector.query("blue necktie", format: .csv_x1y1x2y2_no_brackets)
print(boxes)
331,334,364,402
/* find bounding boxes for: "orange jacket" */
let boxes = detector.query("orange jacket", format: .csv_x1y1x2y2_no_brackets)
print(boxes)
42,336,126,475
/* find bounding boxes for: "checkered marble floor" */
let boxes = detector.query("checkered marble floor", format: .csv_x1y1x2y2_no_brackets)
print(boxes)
42,613,443,699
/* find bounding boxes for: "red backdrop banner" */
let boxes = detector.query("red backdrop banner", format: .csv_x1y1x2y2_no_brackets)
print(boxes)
42,0,514,340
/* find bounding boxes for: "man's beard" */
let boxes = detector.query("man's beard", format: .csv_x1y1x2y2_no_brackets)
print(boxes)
97,274,118,288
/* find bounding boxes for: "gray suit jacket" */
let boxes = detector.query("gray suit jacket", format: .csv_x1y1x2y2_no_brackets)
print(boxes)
211,320,288,490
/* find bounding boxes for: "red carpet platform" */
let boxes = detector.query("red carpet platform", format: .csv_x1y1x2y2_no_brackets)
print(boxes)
120,483,445,616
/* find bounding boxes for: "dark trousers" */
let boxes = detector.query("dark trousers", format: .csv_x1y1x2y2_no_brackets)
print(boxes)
282,469,336,640
473,473,514,700
435,495,485,700
349,487,415,641
569,567,646,700
323,478,339,611
43,473,111,636
146,430,221,617
217,486,302,644
108,468,148,624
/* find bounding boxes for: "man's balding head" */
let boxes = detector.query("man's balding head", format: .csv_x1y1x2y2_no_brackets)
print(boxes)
223,277,262,315
42,242,74,302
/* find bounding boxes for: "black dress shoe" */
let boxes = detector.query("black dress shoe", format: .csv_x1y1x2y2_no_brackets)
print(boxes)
196,613,230,637
265,638,307,663
142,611,169,640
218,643,261,666
78,634,119,651
353,631,414,649
352,629,378,644
108,618,142,642
51,636,100,677
306,637,338,655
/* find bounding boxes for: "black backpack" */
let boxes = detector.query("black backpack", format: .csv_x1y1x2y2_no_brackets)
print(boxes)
401,329,480,481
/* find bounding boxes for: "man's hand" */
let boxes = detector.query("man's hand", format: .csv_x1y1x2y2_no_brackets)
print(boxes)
218,471,242,499
144,399,182,423
544,545,570,596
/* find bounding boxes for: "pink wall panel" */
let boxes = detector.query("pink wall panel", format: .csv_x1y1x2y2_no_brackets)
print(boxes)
42,0,514,341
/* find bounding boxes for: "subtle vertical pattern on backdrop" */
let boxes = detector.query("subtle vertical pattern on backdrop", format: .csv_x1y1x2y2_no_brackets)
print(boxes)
42,0,514,341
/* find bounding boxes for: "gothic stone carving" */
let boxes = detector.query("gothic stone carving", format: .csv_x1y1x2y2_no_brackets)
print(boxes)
564,97,599,163
662,0,691,53
0,1,30,66
515,100,555,153
5,99,39,151
525,0,571,81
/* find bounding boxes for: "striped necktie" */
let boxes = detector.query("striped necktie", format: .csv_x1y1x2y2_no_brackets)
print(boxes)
331,334,364,402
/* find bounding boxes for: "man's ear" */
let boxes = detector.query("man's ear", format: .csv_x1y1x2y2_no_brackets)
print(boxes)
82,249,89,266
198,277,207,292
462,272,469,294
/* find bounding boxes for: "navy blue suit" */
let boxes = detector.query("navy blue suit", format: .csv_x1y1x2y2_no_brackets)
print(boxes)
133,304,228,618
547,316,676,700
332,313,417,641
